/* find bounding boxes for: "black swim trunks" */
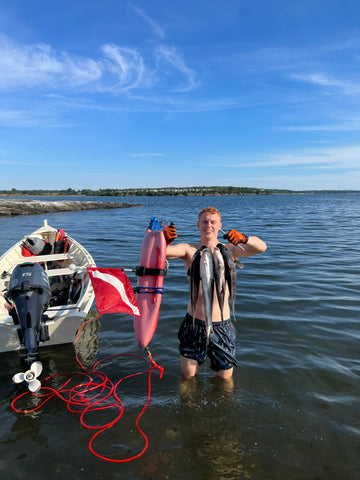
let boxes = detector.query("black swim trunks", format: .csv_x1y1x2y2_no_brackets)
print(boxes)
178,313,238,371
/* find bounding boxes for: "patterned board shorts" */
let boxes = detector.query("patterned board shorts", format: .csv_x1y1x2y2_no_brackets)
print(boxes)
178,313,238,371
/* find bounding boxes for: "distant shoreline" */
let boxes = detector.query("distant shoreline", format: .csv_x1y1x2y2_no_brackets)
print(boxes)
1,186,359,198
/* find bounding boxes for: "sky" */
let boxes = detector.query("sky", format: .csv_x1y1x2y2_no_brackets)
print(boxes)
1,0,360,191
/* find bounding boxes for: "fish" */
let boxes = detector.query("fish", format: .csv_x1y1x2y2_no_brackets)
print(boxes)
199,247,215,343
189,246,206,326
216,243,237,321
212,247,226,322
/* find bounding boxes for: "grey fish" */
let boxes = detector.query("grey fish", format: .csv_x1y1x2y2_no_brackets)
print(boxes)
189,246,206,326
212,247,226,322
200,247,214,343
217,243,237,321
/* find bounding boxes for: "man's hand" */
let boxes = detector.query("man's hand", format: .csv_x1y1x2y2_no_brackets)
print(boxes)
164,222,177,244
225,229,248,245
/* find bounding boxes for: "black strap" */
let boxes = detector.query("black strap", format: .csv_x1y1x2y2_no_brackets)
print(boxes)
135,266,166,277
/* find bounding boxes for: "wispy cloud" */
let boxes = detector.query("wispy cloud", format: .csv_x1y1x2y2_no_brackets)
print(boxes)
0,34,152,93
229,40,360,99
100,44,151,92
220,145,360,170
290,72,360,96
0,108,47,127
155,45,199,92
0,33,199,98
0,34,102,89
281,119,360,132
128,2,165,39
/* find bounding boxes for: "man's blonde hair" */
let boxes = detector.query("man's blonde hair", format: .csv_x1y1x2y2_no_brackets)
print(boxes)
198,206,221,221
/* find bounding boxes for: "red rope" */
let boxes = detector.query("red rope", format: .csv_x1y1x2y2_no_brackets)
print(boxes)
11,314,164,462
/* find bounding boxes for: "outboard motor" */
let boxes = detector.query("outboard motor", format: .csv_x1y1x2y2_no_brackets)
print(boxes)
7,262,51,367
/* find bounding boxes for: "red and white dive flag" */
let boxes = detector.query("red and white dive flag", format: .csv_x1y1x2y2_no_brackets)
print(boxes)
87,267,141,317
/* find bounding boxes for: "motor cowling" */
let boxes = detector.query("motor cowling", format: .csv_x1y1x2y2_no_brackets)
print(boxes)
7,263,51,365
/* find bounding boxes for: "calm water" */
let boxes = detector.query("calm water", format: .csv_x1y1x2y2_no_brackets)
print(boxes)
0,194,359,480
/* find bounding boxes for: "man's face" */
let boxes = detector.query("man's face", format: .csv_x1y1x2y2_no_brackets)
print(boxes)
197,212,222,240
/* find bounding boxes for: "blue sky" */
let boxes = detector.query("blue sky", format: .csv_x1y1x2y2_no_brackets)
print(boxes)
1,0,360,191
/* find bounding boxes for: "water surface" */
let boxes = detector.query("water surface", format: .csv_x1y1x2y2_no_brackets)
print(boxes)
0,194,359,479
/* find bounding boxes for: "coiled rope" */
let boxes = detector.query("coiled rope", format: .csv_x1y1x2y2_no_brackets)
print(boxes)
11,314,164,462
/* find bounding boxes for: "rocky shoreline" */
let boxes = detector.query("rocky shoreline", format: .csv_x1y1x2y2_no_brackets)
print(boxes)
0,199,143,217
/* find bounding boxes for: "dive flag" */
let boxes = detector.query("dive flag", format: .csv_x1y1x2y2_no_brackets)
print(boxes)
87,267,141,317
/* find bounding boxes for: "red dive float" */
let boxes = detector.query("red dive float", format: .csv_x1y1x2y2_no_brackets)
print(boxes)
134,218,167,348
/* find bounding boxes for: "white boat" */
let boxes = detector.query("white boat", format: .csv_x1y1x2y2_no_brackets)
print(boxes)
0,220,96,364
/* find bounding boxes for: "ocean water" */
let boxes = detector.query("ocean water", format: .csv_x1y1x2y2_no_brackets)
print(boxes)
0,193,359,480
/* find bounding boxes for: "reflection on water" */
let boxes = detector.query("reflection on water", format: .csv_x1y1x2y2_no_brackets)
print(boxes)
74,311,101,369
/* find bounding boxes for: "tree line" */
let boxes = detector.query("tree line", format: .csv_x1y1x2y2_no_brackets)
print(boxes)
1,186,293,196
1,186,358,197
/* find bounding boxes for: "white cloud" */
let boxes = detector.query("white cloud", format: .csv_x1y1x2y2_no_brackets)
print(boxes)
155,45,199,92
0,33,199,97
281,121,360,132
128,2,165,39
100,44,151,92
290,72,360,96
61,54,103,87
0,34,102,89
220,144,360,170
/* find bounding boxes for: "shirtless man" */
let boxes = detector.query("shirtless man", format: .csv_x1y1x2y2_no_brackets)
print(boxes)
165,206,267,380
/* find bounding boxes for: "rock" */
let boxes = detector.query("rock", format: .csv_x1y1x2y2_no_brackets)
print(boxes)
0,199,143,217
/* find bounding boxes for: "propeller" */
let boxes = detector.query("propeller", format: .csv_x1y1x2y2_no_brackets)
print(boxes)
12,361,43,392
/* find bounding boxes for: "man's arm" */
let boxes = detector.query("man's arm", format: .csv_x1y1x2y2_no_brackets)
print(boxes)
166,243,191,260
226,235,267,258
164,222,195,261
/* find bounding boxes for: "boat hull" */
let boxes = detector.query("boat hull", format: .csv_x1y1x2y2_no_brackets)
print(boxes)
0,220,96,354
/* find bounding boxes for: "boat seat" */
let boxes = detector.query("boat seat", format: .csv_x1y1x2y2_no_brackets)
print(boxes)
13,253,87,277
46,266,87,277
16,253,74,264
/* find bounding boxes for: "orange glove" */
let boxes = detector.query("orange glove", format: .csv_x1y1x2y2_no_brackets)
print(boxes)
164,222,177,244
225,229,248,245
